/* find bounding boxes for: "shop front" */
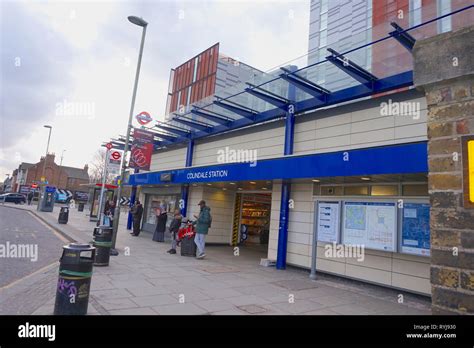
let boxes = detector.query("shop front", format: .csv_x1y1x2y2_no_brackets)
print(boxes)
139,186,181,236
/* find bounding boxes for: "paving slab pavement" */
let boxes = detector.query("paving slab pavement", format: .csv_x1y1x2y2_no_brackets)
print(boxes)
0,203,432,315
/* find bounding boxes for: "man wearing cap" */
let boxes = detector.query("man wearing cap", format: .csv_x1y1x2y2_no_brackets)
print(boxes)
193,200,212,259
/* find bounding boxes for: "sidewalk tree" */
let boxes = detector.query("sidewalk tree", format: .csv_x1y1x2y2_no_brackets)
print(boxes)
88,149,116,184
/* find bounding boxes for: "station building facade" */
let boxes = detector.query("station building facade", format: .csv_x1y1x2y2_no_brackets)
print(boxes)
131,87,431,295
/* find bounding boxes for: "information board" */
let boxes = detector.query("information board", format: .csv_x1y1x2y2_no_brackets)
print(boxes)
342,201,397,252
316,201,340,243
401,203,430,256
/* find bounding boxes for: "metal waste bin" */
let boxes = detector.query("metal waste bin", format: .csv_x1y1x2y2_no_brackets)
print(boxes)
93,226,113,266
180,235,197,257
58,206,69,224
78,203,85,212
54,243,95,315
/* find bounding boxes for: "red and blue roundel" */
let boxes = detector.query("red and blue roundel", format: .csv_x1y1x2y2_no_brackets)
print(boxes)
135,111,153,125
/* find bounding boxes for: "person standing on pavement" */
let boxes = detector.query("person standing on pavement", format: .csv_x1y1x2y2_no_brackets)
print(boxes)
130,200,143,236
27,191,33,205
153,205,168,242
193,200,212,259
106,200,115,227
167,208,182,254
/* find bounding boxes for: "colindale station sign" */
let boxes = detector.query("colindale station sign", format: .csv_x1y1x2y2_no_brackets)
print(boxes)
186,170,229,180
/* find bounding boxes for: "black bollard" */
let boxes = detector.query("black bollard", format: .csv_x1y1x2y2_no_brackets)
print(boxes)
93,226,113,266
54,243,95,315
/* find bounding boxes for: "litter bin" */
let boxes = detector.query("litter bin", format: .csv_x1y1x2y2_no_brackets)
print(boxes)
93,226,113,266
58,206,69,224
178,224,196,257
78,203,84,212
54,243,95,315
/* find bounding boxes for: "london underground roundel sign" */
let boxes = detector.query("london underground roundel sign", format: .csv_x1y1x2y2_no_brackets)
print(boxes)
135,111,153,126
111,151,121,161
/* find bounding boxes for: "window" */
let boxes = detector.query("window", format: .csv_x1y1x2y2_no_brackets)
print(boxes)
320,0,328,15
402,184,428,196
437,0,452,33
193,58,199,83
344,186,369,196
319,29,327,48
371,185,399,196
320,186,344,195
409,0,422,26
186,86,191,106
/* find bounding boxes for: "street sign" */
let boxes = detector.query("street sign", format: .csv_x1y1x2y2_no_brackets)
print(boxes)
106,143,113,150
107,149,123,175
111,151,121,161
135,111,153,126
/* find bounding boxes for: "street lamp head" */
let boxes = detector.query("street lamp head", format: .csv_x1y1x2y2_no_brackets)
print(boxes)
44,125,52,129
128,16,148,27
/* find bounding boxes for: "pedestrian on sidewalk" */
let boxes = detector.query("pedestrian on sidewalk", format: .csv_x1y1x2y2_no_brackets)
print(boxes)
152,205,168,242
193,200,212,259
130,200,143,236
27,191,33,205
167,208,182,254
106,200,116,227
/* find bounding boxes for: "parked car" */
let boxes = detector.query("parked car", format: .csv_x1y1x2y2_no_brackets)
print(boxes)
55,191,71,203
0,193,26,204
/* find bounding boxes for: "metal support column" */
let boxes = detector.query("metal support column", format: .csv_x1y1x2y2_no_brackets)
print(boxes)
276,65,297,270
180,139,194,217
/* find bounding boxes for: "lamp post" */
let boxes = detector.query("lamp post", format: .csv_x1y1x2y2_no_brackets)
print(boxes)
111,16,148,255
41,125,52,182
37,125,52,209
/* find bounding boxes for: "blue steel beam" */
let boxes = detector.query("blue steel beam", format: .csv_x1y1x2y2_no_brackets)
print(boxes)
155,123,190,137
244,87,288,110
152,133,177,142
172,115,213,133
326,48,378,88
279,72,329,101
213,100,257,120
190,109,232,126
389,22,416,51
180,139,194,217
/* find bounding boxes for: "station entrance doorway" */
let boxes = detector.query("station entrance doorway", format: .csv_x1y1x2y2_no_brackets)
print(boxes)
233,192,272,252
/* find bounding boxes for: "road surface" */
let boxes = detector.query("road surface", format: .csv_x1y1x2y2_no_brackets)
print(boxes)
0,206,67,288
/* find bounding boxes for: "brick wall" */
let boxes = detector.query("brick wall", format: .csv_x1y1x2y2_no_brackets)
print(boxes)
414,25,474,314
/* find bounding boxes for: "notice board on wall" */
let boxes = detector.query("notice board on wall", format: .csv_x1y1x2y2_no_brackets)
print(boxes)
342,202,397,252
401,203,430,256
316,201,340,243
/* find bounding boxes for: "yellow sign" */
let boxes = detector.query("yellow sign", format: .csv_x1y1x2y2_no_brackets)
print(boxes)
40,176,45,182
469,140,474,203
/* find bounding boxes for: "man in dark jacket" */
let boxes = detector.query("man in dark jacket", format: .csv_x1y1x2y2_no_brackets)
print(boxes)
130,200,143,236
193,200,212,259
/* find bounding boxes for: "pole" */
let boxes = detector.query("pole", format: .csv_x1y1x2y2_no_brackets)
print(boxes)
309,201,319,280
111,23,147,254
127,168,139,230
97,150,109,226
38,126,52,210
41,127,52,181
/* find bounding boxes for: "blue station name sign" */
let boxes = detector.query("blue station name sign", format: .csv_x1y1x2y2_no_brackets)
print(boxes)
129,142,428,186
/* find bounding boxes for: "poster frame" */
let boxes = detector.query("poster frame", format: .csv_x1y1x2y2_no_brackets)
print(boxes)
341,198,398,253
397,198,430,257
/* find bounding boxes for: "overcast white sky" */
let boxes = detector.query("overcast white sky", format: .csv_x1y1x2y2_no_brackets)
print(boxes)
0,0,310,180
